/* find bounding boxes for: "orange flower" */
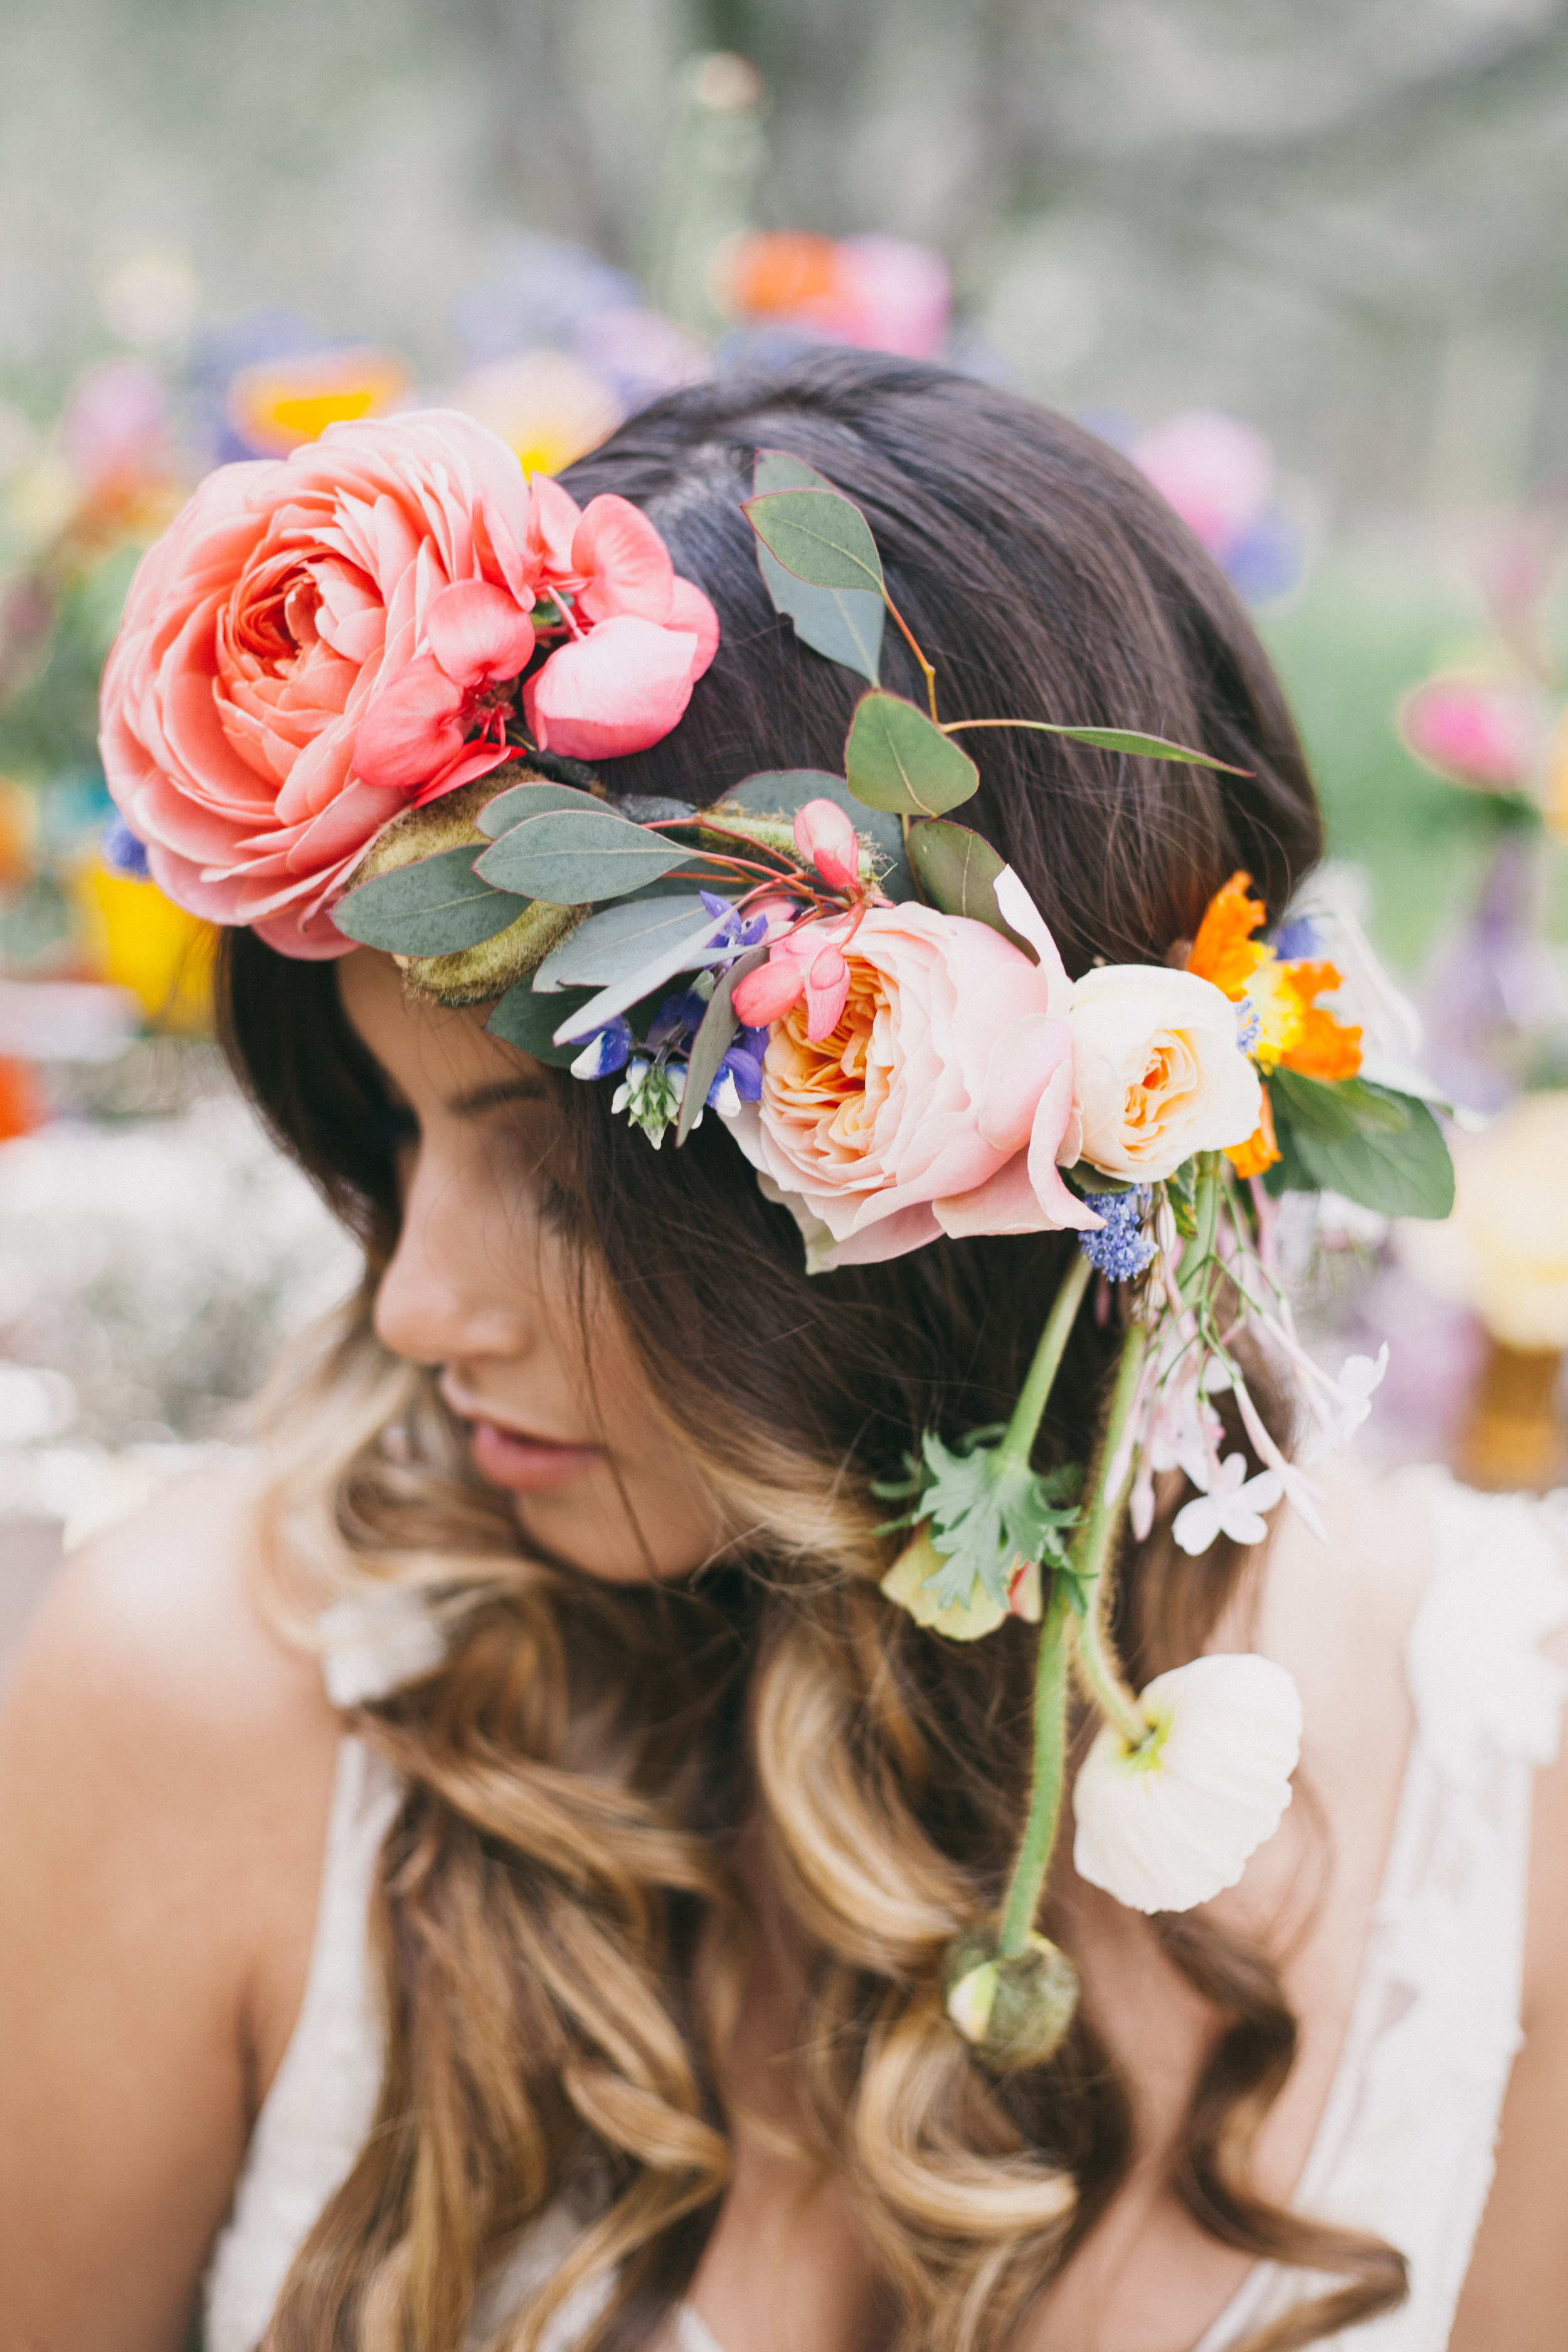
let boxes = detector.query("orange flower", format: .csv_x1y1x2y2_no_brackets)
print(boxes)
1226,1081,1280,1179
0,1056,44,1141
1278,961,1362,1081
1188,870,1268,1000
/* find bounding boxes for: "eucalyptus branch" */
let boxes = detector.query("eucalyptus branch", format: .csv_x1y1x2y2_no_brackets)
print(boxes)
881,590,940,726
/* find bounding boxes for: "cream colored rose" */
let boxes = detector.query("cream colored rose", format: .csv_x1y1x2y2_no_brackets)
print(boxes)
1068,965,1261,1182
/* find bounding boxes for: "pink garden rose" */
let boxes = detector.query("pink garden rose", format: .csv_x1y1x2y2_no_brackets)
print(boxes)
724,869,1099,1271
100,411,718,957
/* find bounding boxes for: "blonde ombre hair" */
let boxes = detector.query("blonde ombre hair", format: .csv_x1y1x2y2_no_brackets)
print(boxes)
218,349,1409,2350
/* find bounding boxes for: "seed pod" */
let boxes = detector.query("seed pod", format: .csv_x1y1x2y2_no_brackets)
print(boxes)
941,1927,1079,2070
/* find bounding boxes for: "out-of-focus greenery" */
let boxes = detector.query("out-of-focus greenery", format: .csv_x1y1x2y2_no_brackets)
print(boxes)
1264,557,1568,972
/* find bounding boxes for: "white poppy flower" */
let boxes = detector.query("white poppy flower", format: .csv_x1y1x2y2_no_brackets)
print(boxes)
1073,1653,1303,1913
1171,1452,1283,1556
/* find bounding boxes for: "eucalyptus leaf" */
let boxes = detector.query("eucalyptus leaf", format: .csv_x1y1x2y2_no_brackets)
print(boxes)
712,768,916,900
486,982,594,1066
533,894,726,992
905,820,1031,948
980,723,1249,774
475,780,603,838
549,907,739,1046
331,845,527,955
753,452,884,684
675,941,771,1147
844,692,980,817
742,487,886,596
1266,1069,1454,1219
474,807,687,904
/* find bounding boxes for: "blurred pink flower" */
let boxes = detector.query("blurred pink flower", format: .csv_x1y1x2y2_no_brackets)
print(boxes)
726,231,951,361
61,359,168,490
1398,675,1547,792
1132,409,1275,561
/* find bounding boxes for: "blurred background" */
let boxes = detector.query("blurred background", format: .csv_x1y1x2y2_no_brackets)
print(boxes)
3,0,1568,1655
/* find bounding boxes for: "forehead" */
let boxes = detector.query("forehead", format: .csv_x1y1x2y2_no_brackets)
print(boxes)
337,948,551,1109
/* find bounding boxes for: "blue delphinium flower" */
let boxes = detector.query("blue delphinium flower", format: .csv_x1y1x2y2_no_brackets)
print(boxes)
1078,1186,1156,1281
646,990,707,1051
706,1023,769,1113
569,1017,633,1081
700,890,770,956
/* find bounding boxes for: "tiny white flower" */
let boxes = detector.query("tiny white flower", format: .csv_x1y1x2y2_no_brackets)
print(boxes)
708,1069,741,1120
1171,1452,1283,1556
1073,1652,1303,1913
1300,1343,1389,1463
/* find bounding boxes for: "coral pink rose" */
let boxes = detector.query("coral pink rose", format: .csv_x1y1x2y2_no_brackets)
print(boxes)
100,410,539,958
723,869,1099,1271
100,415,721,957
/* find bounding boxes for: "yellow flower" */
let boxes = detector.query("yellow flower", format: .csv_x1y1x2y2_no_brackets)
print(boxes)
77,859,214,1030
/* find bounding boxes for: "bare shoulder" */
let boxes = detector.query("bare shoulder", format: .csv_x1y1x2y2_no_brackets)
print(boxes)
15,1458,333,1742
0,1466,341,2348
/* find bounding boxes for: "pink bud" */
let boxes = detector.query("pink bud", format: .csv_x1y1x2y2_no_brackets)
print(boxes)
792,797,861,894
804,945,850,1041
731,953,807,1027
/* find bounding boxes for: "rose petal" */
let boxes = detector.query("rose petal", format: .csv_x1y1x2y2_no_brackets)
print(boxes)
351,655,466,792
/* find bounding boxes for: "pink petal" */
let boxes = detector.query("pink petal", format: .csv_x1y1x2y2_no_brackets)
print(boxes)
732,953,807,1025
1027,1061,1101,1229
352,655,466,792
975,1012,1073,1155
992,867,1071,1007
522,615,699,761
668,575,719,679
527,474,583,578
410,739,514,806
253,904,359,960
804,945,850,1040
571,495,675,625
424,579,535,686
934,1152,1054,1239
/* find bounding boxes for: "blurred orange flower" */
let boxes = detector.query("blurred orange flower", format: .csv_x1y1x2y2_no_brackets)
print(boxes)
0,1056,45,1141
226,346,412,457
1226,1082,1279,1180
1188,869,1268,999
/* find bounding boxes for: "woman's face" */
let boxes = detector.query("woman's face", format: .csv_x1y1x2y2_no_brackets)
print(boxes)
339,950,726,1584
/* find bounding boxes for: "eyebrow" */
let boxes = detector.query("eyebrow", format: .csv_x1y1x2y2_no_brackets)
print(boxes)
444,1078,551,1118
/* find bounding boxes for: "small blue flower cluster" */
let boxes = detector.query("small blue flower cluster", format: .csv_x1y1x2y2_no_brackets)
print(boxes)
574,987,770,1118
1078,1185,1156,1281
100,813,151,881
1235,1001,1263,1051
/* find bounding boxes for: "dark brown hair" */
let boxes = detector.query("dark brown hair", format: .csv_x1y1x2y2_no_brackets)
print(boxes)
220,351,1405,2351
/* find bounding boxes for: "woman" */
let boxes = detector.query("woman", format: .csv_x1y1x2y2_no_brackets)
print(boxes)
2,352,1565,2352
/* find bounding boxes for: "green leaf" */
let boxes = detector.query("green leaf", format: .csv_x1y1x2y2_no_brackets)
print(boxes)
913,1433,1081,1611
753,451,885,684
475,780,603,838
331,845,527,955
474,808,687,904
1267,1069,1455,1219
549,906,739,1047
674,941,771,1147
486,982,594,1066
712,768,916,899
1002,723,1249,774
844,692,980,817
532,894,728,992
1163,1158,1200,1241
742,487,886,596
904,818,1031,946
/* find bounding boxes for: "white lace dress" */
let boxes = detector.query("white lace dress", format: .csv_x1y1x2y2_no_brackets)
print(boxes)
206,1471,1568,2352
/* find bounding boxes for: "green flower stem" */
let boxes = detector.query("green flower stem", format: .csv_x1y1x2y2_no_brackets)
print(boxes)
997,1573,1076,1956
1178,1151,1222,1305
997,1310,1150,1955
996,1250,1093,1474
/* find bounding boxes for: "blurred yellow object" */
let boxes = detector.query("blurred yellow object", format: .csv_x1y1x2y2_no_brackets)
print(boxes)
0,780,37,888
1453,1338,1567,1493
76,861,215,1030
226,347,413,457
1398,1089,1568,1352
1542,711,1568,844
448,352,622,477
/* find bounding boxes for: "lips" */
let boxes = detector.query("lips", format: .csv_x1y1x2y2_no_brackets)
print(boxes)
462,1414,603,1495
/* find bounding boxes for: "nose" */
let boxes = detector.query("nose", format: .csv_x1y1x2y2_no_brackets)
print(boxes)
373,1138,536,1370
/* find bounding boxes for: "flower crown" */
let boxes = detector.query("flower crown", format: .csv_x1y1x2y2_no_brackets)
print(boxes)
101,418,1456,2069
